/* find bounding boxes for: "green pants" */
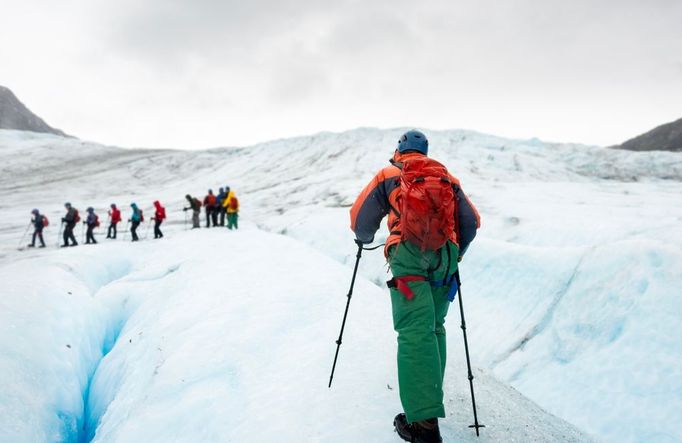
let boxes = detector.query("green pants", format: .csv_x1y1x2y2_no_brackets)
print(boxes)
227,212,238,230
388,240,459,423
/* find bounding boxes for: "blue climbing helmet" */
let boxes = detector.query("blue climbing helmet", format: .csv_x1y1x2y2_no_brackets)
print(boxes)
397,130,428,155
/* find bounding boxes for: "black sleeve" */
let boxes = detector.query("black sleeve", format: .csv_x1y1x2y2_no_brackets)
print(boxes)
454,185,479,256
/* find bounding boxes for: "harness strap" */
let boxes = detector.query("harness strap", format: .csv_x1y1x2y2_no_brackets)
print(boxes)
386,275,426,300
388,273,459,302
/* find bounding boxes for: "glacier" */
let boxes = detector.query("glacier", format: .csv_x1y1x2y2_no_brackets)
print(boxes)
0,127,680,442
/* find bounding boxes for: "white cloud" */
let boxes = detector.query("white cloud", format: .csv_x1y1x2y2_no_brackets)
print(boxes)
1,0,681,148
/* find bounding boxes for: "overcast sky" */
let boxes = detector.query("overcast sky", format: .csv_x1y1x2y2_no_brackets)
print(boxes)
1,0,681,149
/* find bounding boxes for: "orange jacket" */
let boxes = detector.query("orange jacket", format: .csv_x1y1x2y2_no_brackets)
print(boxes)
350,151,481,257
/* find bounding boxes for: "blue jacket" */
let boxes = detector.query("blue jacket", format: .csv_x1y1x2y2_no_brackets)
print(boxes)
131,204,142,222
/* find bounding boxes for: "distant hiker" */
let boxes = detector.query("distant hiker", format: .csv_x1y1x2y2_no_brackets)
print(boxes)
183,194,201,228
84,207,99,244
27,209,47,248
129,202,143,241
152,200,166,239
107,203,121,239
223,188,239,230
350,130,480,443
61,202,79,247
216,187,227,226
203,189,217,227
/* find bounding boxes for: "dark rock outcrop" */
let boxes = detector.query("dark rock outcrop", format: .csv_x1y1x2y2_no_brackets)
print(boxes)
0,86,68,136
613,118,682,152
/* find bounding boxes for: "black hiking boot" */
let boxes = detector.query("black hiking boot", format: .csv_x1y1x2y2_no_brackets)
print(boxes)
39,245,46,248
27,244,35,248
394,413,442,443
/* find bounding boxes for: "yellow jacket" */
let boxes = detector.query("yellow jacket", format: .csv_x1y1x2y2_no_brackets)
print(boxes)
222,191,239,213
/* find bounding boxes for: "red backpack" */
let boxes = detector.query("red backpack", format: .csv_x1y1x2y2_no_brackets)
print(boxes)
158,207,166,220
229,197,239,211
42,216,49,227
397,157,455,251
95,215,100,227
74,209,81,223
139,210,144,222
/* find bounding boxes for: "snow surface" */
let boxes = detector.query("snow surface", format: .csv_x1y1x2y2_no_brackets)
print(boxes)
0,228,589,443
1,127,681,442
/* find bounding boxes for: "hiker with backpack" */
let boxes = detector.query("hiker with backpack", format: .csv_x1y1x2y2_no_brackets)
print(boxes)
223,188,239,230
152,200,166,239
129,202,143,241
27,209,47,248
203,189,217,227
350,130,480,443
84,207,99,244
61,202,79,247
216,187,227,226
107,203,122,239
183,194,201,229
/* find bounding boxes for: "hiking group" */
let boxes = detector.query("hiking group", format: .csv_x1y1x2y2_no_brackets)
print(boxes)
25,187,239,249
51,201,165,247
184,186,240,230
348,130,481,443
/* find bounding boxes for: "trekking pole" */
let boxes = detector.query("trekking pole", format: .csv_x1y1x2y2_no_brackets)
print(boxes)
17,222,31,249
122,220,130,240
144,218,152,239
56,222,64,247
455,270,485,436
184,210,188,230
81,222,86,243
328,241,384,388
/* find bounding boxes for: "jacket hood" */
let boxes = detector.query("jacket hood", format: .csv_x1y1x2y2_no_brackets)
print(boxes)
391,150,426,164
131,203,138,209
154,201,161,208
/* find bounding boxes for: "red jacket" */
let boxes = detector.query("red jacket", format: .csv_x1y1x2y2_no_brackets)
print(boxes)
154,201,166,220
109,208,122,224
204,194,217,208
